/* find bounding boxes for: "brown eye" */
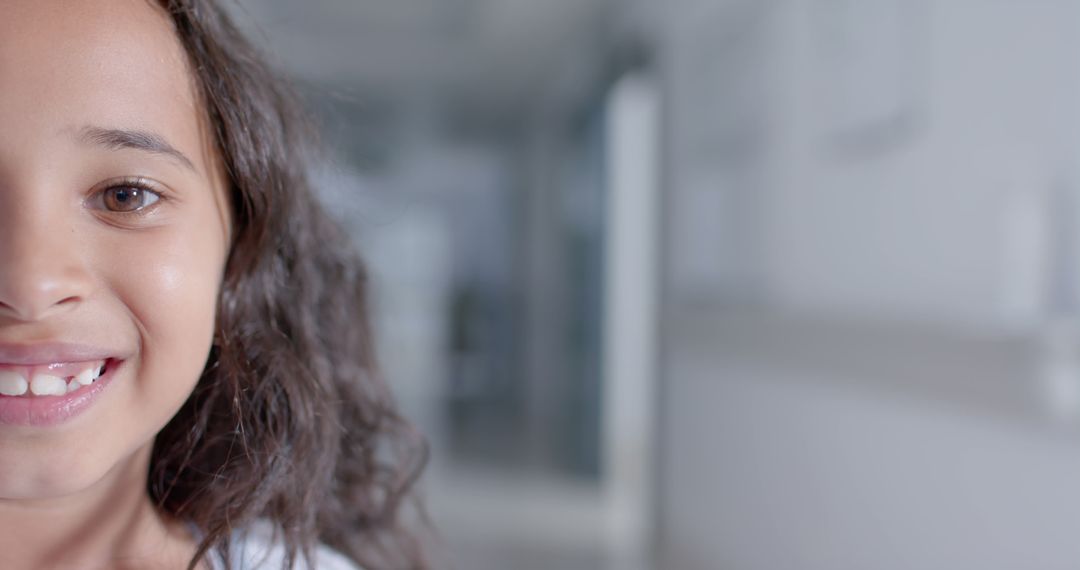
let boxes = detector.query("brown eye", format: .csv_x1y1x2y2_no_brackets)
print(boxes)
96,185,161,213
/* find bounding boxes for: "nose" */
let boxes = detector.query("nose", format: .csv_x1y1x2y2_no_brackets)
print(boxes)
0,202,93,322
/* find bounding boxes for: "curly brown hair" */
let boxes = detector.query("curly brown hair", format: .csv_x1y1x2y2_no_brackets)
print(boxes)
144,1,428,569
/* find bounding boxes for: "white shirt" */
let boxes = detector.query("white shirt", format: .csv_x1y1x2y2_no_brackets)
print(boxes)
204,520,361,570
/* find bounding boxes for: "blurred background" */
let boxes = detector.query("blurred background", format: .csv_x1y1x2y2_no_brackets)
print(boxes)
231,0,1080,569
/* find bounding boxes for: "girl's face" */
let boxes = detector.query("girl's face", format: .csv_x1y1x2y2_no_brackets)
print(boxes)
0,0,230,498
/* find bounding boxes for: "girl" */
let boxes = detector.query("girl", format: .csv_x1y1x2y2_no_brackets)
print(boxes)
0,1,426,569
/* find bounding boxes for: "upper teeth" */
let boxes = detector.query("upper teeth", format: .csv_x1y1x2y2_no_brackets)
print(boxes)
30,374,66,396
0,372,26,397
0,364,104,397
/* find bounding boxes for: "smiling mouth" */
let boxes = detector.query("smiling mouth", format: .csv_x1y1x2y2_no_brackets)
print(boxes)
0,359,117,397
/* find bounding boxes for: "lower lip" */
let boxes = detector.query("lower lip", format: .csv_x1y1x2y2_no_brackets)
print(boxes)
0,360,120,427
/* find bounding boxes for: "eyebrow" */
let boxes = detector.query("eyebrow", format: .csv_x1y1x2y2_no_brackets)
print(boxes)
78,126,196,172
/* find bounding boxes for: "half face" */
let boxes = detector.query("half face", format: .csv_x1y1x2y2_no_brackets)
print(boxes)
0,0,231,498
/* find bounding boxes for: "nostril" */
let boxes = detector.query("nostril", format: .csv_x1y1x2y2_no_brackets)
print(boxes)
0,256,93,320
0,294,85,322
0,302,20,321
0,228,94,321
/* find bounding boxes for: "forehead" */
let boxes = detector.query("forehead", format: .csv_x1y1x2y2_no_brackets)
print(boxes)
0,0,206,171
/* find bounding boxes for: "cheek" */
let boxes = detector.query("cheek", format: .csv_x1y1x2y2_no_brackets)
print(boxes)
98,217,228,416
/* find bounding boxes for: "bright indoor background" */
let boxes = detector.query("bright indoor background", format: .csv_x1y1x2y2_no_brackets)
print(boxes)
231,1,1080,569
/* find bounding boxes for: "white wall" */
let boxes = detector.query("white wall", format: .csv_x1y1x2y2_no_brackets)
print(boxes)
765,0,1080,329
663,340,1080,570
656,0,1080,568
663,0,1080,328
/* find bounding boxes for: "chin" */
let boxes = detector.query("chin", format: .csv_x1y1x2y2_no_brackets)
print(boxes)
0,434,149,501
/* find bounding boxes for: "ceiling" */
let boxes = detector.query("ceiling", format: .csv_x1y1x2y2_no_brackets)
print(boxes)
228,0,614,115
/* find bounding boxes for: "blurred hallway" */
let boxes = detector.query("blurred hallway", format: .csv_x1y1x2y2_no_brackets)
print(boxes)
234,1,1080,568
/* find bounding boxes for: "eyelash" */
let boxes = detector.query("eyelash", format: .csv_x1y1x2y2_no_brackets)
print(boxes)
86,177,168,217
